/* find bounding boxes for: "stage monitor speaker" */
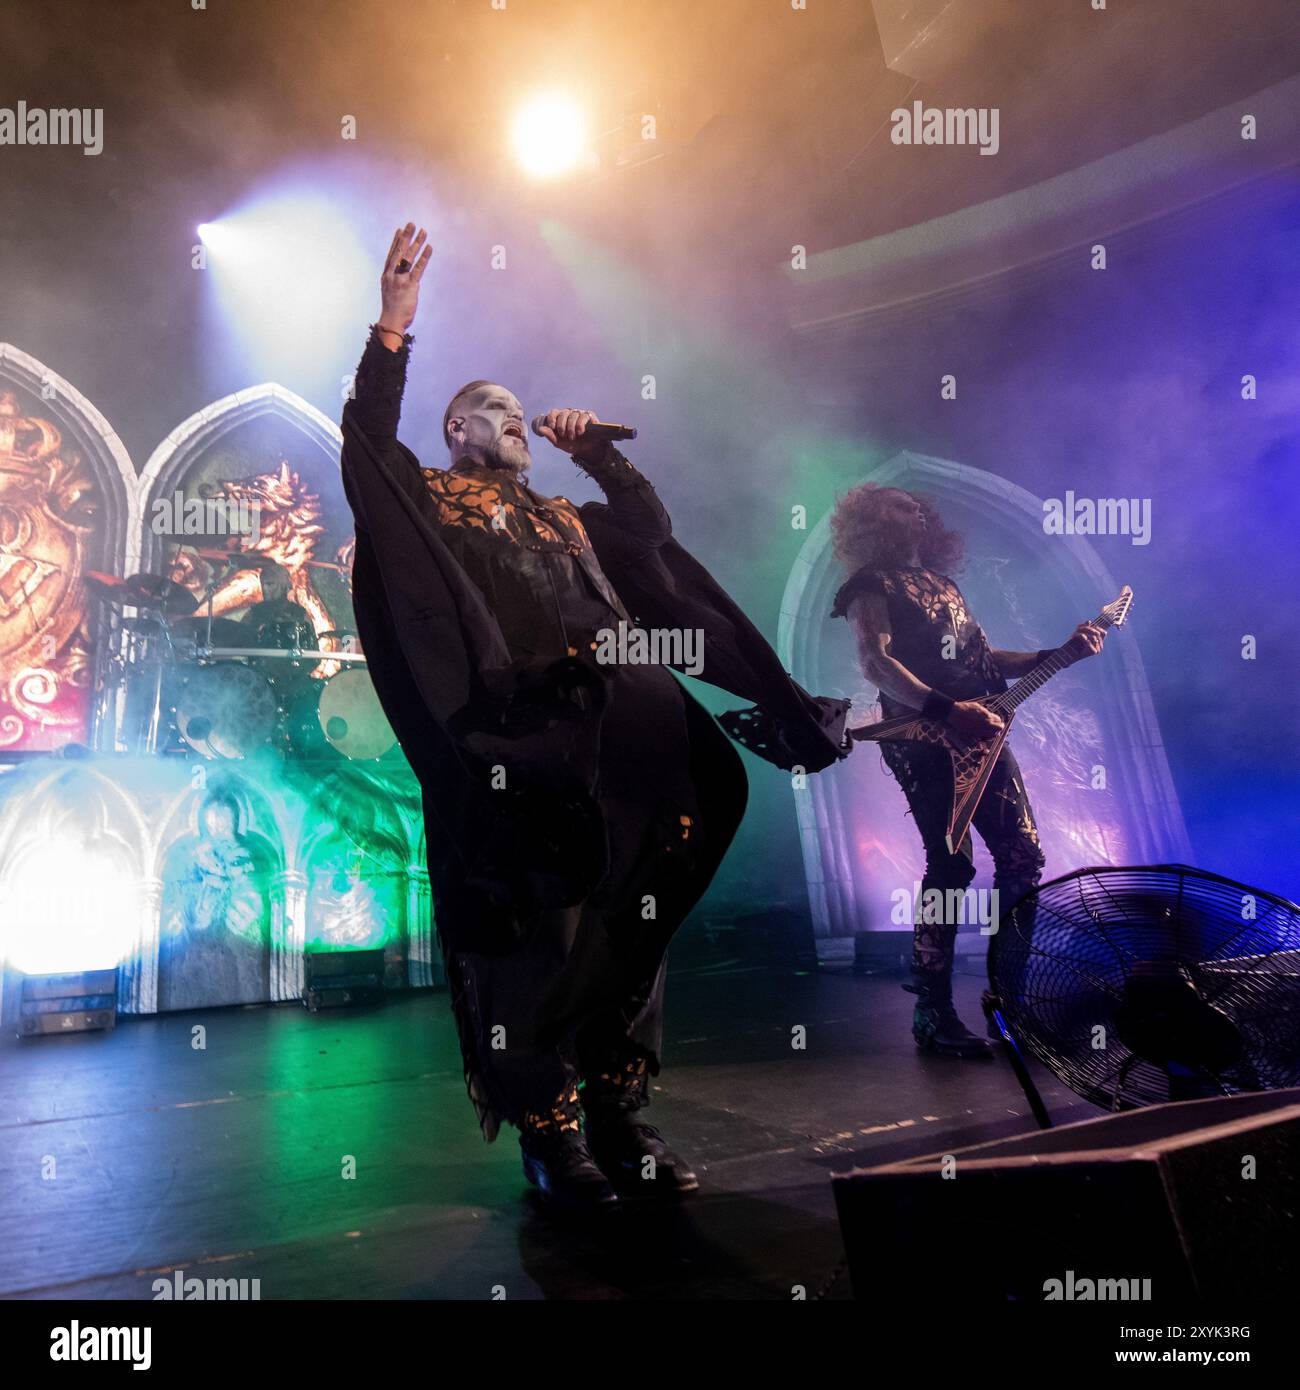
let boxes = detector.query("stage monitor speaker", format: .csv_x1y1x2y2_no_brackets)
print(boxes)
832,1088,1300,1303
16,968,118,1038
303,947,386,1011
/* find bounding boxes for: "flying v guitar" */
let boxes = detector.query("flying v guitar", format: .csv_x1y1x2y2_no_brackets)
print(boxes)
848,586,1133,855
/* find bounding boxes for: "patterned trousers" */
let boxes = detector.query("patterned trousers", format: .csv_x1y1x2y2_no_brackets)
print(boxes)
881,739,1046,982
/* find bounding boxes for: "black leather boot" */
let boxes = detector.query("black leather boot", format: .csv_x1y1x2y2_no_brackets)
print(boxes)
585,1111,700,1199
582,1054,699,1199
518,1083,619,1211
907,974,994,1060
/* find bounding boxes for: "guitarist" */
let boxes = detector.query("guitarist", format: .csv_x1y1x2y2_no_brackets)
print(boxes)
830,484,1106,1058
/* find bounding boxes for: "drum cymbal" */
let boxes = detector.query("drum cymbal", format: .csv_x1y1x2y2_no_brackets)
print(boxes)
185,547,283,569
84,570,125,598
85,570,198,615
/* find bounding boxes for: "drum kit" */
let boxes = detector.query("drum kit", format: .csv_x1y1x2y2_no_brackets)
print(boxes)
86,549,398,762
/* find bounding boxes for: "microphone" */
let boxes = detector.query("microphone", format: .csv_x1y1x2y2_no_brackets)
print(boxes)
529,415,638,444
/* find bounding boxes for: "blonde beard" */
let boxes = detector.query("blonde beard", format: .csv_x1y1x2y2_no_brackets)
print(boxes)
477,437,531,474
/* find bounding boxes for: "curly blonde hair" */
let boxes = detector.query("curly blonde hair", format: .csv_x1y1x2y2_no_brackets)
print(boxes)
829,482,965,575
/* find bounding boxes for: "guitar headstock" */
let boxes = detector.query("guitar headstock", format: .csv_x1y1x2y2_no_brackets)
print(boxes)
1099,585,1134,629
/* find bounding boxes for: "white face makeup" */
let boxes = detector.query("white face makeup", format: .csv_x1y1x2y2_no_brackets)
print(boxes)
449,384,530,472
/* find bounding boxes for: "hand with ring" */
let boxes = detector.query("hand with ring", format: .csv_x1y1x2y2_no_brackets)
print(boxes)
378,222,431,338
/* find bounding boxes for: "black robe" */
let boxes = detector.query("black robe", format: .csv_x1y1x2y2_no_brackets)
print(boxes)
339,340,848,1136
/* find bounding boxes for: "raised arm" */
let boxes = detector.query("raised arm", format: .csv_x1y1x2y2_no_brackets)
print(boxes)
376,222,431,352
342,224,436,526
347,223,431,439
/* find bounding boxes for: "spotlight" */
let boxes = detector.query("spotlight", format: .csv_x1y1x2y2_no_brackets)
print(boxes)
196,186,371,385
511,93,588,178
196,221,235,253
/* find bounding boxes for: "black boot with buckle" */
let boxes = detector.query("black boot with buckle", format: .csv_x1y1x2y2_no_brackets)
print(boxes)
518,1082,620,1211
906,972,994,1060
582,1053,699,1199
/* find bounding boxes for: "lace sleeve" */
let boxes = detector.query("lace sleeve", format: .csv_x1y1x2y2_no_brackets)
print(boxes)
574,447,671,551
346,328,412,442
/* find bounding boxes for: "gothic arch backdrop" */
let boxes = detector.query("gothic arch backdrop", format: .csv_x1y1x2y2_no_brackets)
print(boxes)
133,383,355,660
0,344,138,750
779,450,1191,942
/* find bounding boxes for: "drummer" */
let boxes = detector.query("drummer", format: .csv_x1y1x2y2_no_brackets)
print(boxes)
242,563,314,649
241,563,318,700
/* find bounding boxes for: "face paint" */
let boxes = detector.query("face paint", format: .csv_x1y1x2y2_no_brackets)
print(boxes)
450,384,530,473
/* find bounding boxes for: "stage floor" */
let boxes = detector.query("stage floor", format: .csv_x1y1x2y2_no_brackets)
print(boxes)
0,954,1098,1300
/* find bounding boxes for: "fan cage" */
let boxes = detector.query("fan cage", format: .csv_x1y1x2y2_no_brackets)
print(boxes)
988,864,1300,1110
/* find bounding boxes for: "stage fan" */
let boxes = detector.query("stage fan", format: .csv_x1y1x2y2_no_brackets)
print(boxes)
985,864,1300,1117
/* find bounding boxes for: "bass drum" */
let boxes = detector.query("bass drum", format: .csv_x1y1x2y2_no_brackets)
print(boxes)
248,616,318,691
288,667,397,761
175,662,280,759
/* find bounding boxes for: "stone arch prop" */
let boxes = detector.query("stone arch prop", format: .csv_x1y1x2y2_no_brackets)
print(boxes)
135,383,355,683
153,767,286,1013
0,761,148,1009
137,382,343,561
0,344,138,751
779,450,1191,943
0,750,435,1015
299,764,411,985
408,820,435,988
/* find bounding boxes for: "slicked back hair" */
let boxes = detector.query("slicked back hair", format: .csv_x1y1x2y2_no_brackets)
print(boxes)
442,380,496,450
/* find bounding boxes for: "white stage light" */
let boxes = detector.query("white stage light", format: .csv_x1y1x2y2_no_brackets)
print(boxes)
197,187,372,388
196,221,237,253
511,94,587,178
2,833,138,975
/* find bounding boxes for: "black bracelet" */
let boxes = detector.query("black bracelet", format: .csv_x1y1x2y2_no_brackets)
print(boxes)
1037,648,1058,665
921,689,955,722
